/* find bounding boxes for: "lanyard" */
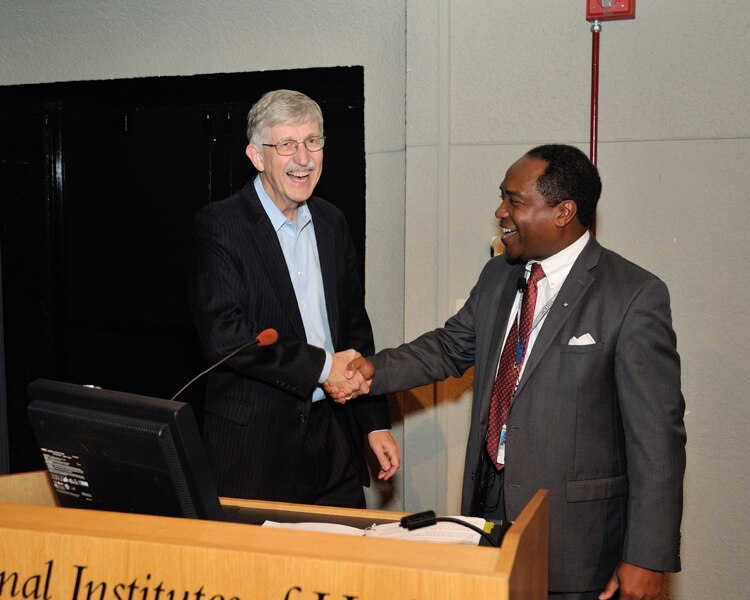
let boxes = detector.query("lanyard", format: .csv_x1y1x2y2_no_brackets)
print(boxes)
513,289,558,366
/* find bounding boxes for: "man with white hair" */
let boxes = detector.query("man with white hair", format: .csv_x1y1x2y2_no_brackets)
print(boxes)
188,89,399,507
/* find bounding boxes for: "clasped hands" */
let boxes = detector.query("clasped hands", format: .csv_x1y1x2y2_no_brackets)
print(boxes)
323,349,375,404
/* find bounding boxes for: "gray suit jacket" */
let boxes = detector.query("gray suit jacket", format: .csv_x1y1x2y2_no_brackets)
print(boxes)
370,237,685,592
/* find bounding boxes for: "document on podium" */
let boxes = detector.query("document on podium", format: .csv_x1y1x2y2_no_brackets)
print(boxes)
261,516,486,545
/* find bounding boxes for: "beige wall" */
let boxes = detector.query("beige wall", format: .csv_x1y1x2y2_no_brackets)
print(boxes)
2,0,749,597
404,1,750,599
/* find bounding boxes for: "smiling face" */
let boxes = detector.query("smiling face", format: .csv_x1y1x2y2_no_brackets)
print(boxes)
495,156,578,263
246,120,323,217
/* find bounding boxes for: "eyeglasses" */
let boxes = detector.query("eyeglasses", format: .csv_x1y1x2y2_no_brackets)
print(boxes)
262,136,325,156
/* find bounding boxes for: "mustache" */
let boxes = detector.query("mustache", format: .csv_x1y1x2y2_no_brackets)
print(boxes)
286,160,315,171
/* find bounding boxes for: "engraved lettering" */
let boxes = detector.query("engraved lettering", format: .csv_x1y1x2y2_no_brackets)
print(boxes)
283,588,301,600
67,567,238,600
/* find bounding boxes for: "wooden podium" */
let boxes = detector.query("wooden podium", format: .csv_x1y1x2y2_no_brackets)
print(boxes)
0,471,547,600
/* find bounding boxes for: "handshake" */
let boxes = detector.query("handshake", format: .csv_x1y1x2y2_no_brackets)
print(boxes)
323,350,375,404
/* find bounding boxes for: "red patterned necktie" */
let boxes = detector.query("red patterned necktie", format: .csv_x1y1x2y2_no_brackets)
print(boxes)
485,263,546,469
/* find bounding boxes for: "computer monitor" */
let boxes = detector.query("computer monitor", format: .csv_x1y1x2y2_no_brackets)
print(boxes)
26,378,225,521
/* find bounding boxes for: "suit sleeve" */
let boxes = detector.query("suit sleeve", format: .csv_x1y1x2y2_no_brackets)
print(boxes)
616,277,686,572
187,206,325,399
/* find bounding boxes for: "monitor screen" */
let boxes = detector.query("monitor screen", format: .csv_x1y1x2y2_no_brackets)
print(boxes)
26,378,225,521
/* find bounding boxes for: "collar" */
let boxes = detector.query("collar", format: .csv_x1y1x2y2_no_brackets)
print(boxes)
254,175,311,231
528,230,591,290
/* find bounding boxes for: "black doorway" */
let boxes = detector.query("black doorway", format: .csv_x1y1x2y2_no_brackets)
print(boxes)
0,67,366,472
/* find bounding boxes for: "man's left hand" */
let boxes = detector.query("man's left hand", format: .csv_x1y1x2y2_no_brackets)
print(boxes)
367,430,401,480
599,561,664,600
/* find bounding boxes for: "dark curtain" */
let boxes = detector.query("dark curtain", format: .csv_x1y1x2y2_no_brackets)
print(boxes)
0,242,8,473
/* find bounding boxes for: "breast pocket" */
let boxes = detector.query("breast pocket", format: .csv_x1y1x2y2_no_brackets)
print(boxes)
556,341,609,392
559,342,604,355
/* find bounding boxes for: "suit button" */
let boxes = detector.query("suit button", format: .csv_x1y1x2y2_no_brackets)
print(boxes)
299,413,305,423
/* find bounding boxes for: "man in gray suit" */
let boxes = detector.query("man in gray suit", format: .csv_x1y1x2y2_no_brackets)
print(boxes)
337,145,685,599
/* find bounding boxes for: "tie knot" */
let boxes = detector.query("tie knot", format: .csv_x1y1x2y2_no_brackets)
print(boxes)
528,263,546,286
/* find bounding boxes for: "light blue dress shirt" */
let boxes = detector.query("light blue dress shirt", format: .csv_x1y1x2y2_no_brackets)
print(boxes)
254,176,333,401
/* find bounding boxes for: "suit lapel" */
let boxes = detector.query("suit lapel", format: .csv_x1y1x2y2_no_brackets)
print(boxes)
514,237,601,397
309,201,339,347
241,184,307,340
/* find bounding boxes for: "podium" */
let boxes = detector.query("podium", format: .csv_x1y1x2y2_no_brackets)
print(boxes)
0,471,548,599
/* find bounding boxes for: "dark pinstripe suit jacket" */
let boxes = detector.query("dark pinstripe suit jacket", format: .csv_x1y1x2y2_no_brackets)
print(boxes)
187,181,390,501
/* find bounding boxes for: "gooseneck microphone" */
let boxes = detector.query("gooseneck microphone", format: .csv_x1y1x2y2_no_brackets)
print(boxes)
170,328,279,401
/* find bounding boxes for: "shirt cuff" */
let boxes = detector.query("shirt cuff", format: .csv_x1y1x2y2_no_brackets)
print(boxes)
318,350,333,384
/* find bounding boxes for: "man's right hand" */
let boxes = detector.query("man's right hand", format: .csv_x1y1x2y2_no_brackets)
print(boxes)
323,355,376,403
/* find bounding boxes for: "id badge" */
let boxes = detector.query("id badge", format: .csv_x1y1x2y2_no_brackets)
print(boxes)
495,424,507,465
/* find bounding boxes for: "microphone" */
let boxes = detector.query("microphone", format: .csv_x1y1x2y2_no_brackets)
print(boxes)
517,277,528,293
170,328,278,401
253,329,279,347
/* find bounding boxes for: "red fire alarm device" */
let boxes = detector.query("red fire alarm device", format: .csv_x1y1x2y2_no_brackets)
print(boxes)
586,0,635,22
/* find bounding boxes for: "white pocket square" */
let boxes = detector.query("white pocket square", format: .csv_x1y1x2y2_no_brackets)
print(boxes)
568,333,596,345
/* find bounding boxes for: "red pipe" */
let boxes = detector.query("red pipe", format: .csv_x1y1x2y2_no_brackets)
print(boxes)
589,21,601,234
590,25,600,166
